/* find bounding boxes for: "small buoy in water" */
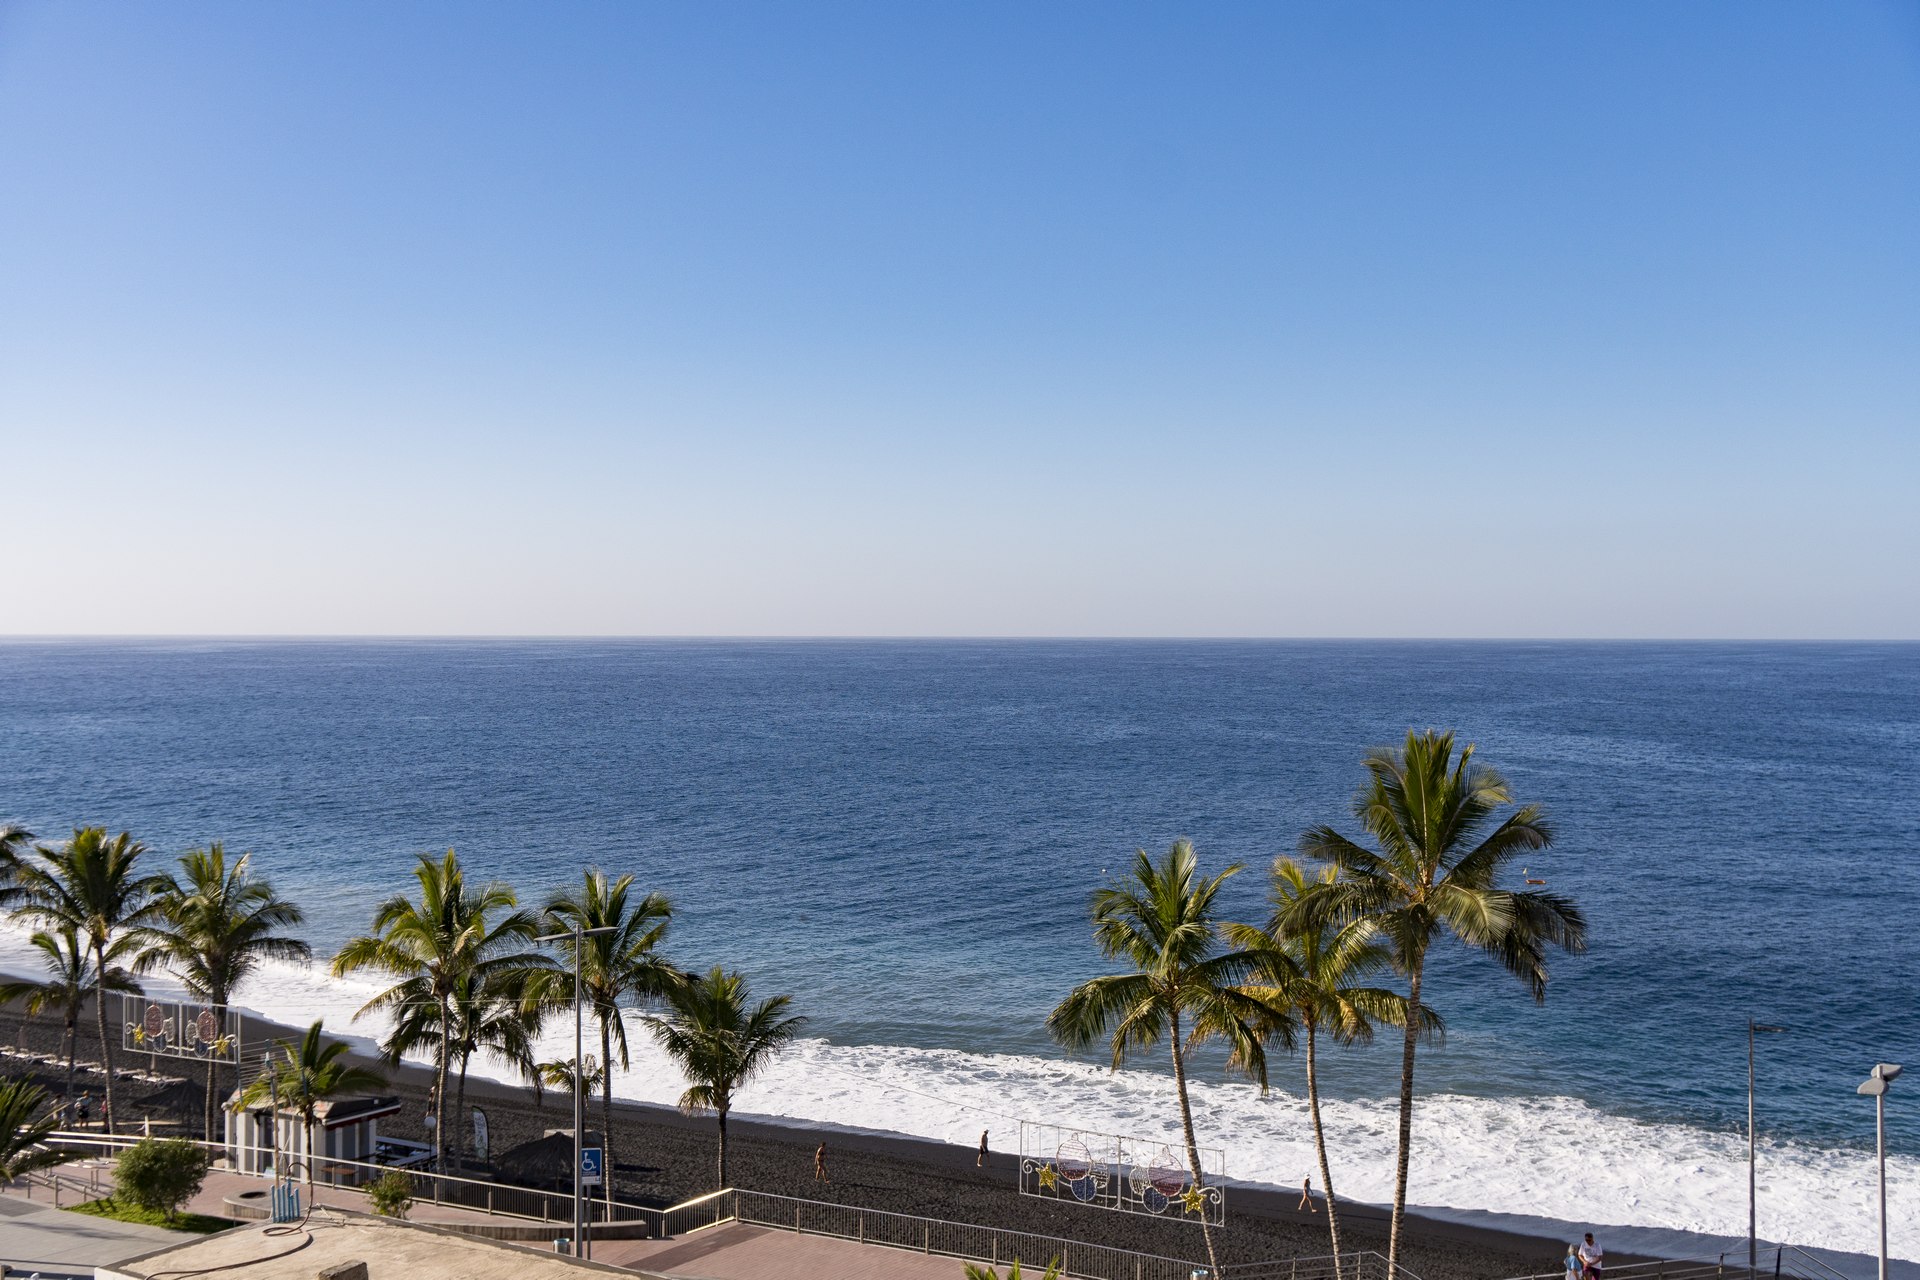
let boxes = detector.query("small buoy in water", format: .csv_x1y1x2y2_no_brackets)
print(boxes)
1522,867,1547,885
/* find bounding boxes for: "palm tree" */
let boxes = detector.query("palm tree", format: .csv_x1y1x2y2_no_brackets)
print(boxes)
1294,729,1587,1274
148,844,311,1142
1225,859,1437,1279
235,1020,386,1190
330,850,549,1172
644,966,805,1190
0,926,142,1107
0,822,33,887
535,1056,605,1100
0,1077,74,1179
382,967,543,1165
542,870,679,1188
964,1261,1063,1280
6,828,170,1135
1047,841,1280,1280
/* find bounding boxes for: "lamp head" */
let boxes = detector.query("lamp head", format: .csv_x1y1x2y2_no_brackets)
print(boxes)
1872,1063,1902,1083
1858,1077,1887,1097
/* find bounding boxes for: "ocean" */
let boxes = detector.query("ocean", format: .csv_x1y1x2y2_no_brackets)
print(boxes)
1,639,1914,1263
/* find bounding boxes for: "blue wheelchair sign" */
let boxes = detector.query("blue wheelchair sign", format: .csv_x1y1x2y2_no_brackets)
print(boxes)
581,1146,604,1186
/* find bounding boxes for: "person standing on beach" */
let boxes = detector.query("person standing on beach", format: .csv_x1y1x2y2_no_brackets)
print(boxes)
977,1129,989,1167
814,1141,828,1183
1298,1177,1318,1213
1579,1233,1604,1279
1564,1244,1583,1280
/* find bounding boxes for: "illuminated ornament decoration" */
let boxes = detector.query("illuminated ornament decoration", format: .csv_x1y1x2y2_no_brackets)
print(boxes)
1037,1163,1059,1192
1180,1186,1208,1216
1019,1121,1224,1226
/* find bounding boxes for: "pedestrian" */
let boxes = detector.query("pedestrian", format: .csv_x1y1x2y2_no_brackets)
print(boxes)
814,1141,828,1183
1563,1243,1583,1280
1298,1177,1317,1214
978,1129,989,1167
1579,1233,1604,1280
76,1093,91,1128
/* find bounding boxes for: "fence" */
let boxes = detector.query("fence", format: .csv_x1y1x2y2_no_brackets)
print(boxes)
1497,1247,1860,1280
730,1188,1207,1280
1220,1252,1419,1280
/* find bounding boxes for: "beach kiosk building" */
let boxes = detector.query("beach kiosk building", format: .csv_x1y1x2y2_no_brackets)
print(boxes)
225,1089,401,1181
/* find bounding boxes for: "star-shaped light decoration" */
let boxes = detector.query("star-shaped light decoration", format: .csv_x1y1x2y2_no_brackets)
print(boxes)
1180,1186,1208,1217
1037,1163,1059,1192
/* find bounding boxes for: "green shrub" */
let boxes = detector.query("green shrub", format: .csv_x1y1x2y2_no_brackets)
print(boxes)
114,1137,212,1220
367,1168,414,1219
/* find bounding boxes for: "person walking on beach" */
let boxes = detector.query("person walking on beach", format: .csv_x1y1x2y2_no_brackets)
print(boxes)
1579,1233,1604,1279
814,1141,828,1183
1298,1177,1318,1214
977,1129,989,1167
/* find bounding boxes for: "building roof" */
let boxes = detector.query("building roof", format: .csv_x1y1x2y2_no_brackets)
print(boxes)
227,1091,404,1128
100,1212,634,1280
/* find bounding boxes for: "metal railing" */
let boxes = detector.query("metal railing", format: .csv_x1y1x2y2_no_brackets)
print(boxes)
730,1188,1207,1280
1497,1247,1858,1280
1220,1251,1419,1280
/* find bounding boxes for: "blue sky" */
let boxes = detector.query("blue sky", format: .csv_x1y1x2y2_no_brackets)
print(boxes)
2,2,1915,636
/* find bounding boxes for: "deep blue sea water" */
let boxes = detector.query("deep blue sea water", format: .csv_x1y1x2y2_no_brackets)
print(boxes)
2,639,1915,1170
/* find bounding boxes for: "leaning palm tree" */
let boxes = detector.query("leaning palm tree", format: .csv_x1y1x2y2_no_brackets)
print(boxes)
235,1020,386,1190
1293,730,1587,1274
6,828,170,1135
330,850,549,1172
1047,841,1280,1280
1225,859,1437,1279
0,1077,74,1179
382,966,543,1165
535,1056,606,1101
542,870,680,1187
644,966,805,1190
148,844,311,1142
0,822,33,887
0,926,142,1107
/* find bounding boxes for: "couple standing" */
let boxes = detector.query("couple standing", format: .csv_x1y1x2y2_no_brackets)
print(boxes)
1565,1233,1604,1280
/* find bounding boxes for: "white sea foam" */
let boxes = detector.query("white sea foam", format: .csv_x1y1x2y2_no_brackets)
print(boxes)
7,928,1910,1270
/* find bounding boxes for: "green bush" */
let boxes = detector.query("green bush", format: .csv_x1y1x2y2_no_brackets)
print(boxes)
367,1168,414,1219
114,1137,212,1220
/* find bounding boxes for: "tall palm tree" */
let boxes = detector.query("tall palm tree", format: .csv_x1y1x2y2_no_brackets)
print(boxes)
382,967,543,1165
148,844,311,1142
0,926,142,1107
1225,859,1437,1279
644,966,805,1190
0,1077,75,1180
6,828,170,1135
1294,730,1587,1274
1047,841,1280,1280
542,870,680,1187
235,1019,386,1190
330,850,549,1172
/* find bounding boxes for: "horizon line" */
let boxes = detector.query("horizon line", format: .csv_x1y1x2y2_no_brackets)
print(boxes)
2,634,1916,645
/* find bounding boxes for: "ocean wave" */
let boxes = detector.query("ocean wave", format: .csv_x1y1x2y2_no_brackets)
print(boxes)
5,929,1910,1266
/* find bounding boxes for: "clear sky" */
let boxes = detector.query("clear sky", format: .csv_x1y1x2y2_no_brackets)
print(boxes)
2,3,1915,637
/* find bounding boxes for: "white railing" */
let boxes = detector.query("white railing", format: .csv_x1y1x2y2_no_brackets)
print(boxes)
1497,1248,1858,1280
1221,1251,1421,1280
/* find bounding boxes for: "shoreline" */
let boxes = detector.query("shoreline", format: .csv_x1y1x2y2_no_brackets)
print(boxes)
0,994,1617,1280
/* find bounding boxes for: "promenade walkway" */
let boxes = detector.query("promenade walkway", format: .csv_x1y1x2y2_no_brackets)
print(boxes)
7,1161,987,1280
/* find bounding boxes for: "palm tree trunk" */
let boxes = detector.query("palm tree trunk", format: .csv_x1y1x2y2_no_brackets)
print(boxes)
716,1107,728,1190
92,944,117,1136
64,1013,78,1109
305,1112,316,1191
434,1003,452,1175
1387,961,1426,1277
1306,1021,1344,1280
1168,1012,1222,1280
455,1057,471,1169
599,1017,614,1216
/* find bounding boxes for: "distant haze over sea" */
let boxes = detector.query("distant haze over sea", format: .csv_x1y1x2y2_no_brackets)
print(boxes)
1,639,1915,1259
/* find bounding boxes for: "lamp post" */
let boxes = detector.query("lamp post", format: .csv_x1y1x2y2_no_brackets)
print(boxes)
1748,1020,1786,1280
535,922,616,1259
1856,1063,1902,1280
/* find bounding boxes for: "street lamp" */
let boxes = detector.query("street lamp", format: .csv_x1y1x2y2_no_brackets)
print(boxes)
1748,1020,1787,1280
535,922,618,1260
1856,1063,1902,1280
